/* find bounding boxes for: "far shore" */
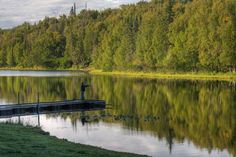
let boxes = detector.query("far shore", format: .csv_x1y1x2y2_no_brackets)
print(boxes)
0,67,236,81
88,69,236,81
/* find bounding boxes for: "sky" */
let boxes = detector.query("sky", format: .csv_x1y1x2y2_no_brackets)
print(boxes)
0,0,143,29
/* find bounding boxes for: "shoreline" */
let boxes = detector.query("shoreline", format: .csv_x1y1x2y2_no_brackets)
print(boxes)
88,69,236,81
0,67,80,72
0,123,146,157
0,67,236,81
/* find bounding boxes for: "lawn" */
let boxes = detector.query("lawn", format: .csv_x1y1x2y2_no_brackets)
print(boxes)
0,123,147,157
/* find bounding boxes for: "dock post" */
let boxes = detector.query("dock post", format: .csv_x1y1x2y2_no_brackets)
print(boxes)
37,93,40,114
22,96,24,104
37,114,41,126
18,92,21,123
18,92,20,105
37,93,40,126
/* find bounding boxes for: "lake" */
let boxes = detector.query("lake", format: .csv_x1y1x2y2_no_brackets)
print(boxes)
0,70,235,157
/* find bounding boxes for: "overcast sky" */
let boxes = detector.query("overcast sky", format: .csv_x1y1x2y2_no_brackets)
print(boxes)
0,0,142,29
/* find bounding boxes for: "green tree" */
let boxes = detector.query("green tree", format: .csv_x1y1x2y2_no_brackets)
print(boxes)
0,0,235,72
6,47,15,66
0,50,6,66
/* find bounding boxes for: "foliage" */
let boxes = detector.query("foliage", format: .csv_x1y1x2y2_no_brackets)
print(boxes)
0,0,235,72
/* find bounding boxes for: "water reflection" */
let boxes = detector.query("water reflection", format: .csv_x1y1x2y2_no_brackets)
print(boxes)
0,71,235,157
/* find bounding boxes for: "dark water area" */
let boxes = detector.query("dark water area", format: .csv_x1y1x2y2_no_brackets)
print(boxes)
0,70,235,157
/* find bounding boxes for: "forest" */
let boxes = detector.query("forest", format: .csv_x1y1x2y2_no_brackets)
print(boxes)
0,0,235,72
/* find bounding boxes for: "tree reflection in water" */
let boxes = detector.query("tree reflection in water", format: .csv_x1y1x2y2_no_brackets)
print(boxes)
0,75,235,156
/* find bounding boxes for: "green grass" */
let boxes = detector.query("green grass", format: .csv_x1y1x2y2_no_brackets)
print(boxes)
88,69,236,81
0,123,146,157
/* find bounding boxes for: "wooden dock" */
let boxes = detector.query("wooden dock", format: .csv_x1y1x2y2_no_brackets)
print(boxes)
0,99,106,118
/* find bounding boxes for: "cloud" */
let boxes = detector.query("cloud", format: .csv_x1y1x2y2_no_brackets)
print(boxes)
0,0,142,29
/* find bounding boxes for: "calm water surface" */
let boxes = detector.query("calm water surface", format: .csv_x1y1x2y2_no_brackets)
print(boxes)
0,70,235,157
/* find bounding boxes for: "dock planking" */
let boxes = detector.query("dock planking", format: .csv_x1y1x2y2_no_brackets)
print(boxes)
0,99,106,118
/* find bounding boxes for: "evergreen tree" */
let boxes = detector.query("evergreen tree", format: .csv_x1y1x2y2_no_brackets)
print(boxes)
0,50,6,66
6,47,15,66
0,0,235,72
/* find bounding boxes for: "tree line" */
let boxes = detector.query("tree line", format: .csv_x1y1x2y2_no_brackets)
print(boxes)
0,0,235,72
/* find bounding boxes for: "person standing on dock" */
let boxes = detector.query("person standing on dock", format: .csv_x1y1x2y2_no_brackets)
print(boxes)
80,82,89,100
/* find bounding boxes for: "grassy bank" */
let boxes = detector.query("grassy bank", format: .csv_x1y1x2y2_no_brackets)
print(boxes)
0,123,146,157
88,69,236,81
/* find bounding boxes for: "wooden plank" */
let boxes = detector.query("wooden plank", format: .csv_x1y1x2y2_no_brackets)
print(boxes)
0,100,105,108
0,99,106,118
